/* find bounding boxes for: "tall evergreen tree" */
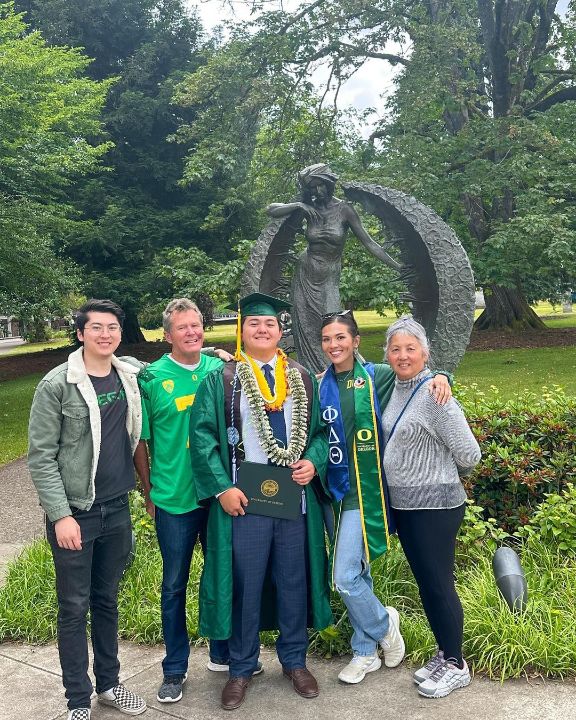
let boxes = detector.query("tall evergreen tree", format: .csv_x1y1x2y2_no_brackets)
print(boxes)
0,4,112,338
15,0,242,341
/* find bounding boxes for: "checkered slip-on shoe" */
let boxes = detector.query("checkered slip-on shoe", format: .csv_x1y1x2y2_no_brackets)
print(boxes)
97,684,146,715
67,710,90,720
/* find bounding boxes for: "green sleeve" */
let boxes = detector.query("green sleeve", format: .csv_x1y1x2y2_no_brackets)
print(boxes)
189,370,233,501
27,379,71,522
373,363,396,410
373,364,453,411
303,372,329,483
432,369,454,386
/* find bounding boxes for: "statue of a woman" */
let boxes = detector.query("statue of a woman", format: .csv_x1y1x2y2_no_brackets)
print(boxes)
266,163,401,371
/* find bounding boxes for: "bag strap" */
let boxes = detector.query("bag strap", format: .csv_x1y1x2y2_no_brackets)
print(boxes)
388,375,432,441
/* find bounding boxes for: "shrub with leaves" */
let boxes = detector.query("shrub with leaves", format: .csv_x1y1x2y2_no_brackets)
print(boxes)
516,483,576,555
457,500,509,560
456,385,576,534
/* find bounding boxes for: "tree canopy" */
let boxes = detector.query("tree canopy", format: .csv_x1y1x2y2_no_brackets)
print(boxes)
176,0,576,329
0,3,111,336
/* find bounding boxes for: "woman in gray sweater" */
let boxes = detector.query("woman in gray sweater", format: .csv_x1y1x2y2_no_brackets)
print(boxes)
382,316,481,699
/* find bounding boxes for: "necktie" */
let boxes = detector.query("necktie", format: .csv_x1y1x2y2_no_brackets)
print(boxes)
262,364,305,513
261,363,287,450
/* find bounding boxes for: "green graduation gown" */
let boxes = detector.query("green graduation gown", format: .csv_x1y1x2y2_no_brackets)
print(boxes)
189,361,333,640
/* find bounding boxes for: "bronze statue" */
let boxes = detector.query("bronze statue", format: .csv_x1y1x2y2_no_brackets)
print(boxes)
242,164,475,373
266,164,401,371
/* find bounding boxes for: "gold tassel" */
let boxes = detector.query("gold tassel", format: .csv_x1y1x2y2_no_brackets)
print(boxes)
234,296,242,360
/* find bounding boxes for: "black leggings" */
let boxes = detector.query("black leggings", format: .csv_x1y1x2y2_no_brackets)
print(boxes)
393,504,465,664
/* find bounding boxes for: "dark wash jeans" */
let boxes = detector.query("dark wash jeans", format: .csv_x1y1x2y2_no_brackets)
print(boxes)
155,505,229,676
46,494,132,710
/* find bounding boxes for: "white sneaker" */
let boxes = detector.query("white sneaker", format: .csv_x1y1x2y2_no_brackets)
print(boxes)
418,659,471,698
380,607,405,667
207,660,264,675
207,660,229,672
338,654,381,684
413,650,444,684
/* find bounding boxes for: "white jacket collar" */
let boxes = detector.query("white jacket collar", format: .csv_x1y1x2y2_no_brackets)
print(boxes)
66,346,139,384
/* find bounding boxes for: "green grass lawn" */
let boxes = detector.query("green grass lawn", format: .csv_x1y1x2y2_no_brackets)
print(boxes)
357,332,576,395
1,344,574,467
0,373,42,465
2,339,70,356
1,304,574,467
4,302,575,356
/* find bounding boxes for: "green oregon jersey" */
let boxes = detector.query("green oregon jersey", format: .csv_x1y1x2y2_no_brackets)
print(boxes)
139,353,222,513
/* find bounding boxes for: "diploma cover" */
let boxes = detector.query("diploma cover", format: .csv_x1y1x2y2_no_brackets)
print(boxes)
236,461,301,520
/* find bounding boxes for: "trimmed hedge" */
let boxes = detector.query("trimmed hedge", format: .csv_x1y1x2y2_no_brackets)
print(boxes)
457,385,576,534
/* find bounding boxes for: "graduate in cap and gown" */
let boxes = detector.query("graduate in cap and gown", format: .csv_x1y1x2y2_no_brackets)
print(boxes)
188,293,333,711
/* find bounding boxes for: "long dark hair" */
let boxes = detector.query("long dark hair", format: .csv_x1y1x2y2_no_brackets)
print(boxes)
320,311,360,337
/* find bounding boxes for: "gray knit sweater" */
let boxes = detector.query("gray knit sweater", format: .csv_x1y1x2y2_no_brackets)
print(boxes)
382,369,481,510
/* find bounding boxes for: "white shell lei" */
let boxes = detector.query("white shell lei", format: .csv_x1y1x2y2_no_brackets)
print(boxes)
236,362,308,466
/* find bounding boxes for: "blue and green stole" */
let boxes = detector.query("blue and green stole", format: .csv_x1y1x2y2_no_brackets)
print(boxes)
319,360,393,562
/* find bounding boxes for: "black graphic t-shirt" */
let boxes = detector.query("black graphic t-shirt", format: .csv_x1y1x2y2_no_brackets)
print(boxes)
90,368,135,503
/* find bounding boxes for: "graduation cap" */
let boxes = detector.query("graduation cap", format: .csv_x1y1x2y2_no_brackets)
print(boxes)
229,292,291,359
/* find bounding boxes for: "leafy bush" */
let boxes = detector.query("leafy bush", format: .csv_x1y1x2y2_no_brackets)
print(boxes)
456,500,509,558
516,483,576,554
456,385,576,533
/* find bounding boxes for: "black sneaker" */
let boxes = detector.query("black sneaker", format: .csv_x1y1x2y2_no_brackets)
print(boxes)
157,673,187,703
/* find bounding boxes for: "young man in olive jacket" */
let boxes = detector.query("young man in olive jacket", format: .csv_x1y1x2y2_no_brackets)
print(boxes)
28,299,146,720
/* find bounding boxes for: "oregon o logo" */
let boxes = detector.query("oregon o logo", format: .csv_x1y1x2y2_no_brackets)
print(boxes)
261,480,279,497
357,429,373,441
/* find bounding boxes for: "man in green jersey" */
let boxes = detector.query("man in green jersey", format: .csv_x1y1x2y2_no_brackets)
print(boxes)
134,298,234,704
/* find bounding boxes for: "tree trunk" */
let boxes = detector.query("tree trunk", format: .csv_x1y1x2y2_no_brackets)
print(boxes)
121,309,146,344
474,285,546,331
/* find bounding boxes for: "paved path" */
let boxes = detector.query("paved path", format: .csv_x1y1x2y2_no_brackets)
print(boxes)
0,457,43,582
0,641,575,720
0,338,24,355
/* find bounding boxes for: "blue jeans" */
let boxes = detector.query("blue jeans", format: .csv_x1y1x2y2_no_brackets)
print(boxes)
155,506,229,675
46,494,132,710
333,509,390,656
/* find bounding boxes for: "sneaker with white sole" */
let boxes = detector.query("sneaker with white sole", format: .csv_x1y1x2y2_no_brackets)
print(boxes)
97,684,146,715
413,650,444,684
67,710,90,720
380,606,405,668
207,660,264,675
338,654,381,684
157,673,187,703
418,659,471,698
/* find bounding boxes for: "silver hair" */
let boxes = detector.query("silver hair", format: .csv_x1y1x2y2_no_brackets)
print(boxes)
162,298,203,333
385,315,430,359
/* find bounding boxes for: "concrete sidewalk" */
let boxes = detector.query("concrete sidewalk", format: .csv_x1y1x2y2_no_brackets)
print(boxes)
0,338,24,355
1,641,575,720
0,457,44,583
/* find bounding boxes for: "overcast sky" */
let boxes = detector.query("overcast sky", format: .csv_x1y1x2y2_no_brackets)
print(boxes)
186,0,571,134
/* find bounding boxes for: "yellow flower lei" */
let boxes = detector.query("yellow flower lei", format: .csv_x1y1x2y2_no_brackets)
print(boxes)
239,349,289,411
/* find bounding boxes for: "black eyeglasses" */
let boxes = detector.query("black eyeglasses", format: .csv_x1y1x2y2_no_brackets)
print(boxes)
321,309,353,320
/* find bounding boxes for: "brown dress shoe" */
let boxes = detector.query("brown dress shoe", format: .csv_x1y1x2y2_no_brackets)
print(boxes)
221,677,251,710
282,667,319,698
